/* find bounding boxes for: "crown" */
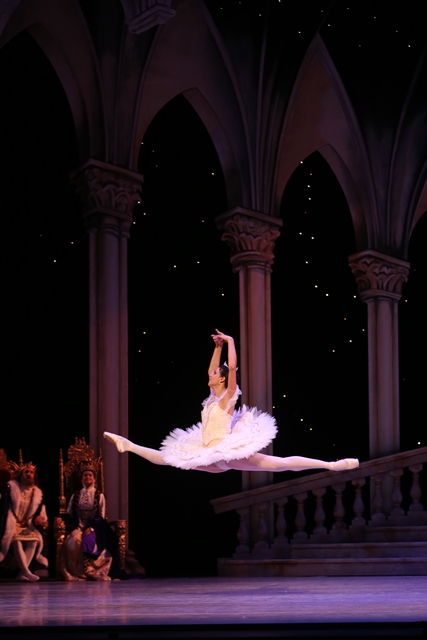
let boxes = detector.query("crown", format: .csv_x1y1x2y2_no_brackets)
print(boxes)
22,462,37,472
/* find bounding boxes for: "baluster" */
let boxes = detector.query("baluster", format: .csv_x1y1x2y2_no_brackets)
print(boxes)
312,488,327,536
275,498,288,539
293,492,308,541
390,469,404,516
272,498,289,557
409,464,423,512
331,483,346,531
351,478,366,526
371,473,386,523
254,502,270,550
235,508,249,554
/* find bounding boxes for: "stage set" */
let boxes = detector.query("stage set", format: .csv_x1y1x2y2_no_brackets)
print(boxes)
2,3,427,640
1,576,427,639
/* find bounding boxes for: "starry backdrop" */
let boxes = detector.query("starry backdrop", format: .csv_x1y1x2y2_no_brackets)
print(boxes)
1,2,427,577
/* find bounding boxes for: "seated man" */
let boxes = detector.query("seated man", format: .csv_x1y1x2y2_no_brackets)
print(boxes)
0,462,49,581
56,466,123,581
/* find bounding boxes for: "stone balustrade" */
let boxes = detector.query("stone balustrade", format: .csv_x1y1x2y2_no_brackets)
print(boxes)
211,447,427,560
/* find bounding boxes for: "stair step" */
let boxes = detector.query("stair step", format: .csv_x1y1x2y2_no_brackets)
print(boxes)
291,541,427,559
218,557,427,577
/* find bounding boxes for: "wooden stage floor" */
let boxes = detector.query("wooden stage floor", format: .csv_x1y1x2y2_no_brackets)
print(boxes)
1,576,427,639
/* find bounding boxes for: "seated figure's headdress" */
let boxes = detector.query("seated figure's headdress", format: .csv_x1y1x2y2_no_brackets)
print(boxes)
62,437,102,482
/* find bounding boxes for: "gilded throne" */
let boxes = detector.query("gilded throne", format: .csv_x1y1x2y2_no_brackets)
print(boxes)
54,438,126,580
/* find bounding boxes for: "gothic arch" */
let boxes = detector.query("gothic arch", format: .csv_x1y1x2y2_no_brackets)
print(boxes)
0,1,105,162
131,0,252,208
273,35,371,251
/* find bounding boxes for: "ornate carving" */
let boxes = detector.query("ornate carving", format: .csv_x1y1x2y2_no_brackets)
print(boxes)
0,448,22,479
61,437,103,489
121,1,176,34
216,208,282,271
71,160,143,225
348,250,410,302
112,520,127,569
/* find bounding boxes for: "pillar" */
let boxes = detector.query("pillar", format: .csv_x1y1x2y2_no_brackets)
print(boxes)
216,206,282,491
349,249,410,459
71,159,143,523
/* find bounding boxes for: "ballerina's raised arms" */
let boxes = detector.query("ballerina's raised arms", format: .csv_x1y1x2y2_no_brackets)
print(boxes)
104,330,359,473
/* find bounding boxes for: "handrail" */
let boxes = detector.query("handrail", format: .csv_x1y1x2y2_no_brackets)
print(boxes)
210,446,427,514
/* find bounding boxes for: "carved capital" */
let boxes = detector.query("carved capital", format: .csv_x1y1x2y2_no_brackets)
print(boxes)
121,0,176,34
71,159,143,234
348,249,410,302
216,207,282,272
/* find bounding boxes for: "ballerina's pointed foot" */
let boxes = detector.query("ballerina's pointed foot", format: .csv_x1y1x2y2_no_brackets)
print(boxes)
328,458,359,471
103,432,130,453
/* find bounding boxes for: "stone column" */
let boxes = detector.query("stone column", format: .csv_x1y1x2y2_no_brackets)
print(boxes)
216,207,282,492
348,249,410,459
71,159,143,523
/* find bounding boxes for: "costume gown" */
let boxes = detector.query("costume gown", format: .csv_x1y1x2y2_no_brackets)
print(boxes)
160,386,277,470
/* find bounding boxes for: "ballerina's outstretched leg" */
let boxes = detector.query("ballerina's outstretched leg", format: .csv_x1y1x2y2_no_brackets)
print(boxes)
103,432,167,466
104,432,358,472
226,453,359,472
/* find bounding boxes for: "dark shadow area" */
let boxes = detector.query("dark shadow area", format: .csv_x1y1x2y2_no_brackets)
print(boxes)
128,94,240,576
400,211,427,452
0,30,85,571
272,151,368,474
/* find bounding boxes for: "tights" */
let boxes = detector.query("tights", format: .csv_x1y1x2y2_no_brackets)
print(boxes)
103,434,358,473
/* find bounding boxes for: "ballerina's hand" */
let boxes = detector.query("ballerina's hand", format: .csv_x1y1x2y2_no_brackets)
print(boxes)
212,334,224,347
215,329,233,343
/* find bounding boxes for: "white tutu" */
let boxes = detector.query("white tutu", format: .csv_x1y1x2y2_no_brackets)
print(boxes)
160,405,278,470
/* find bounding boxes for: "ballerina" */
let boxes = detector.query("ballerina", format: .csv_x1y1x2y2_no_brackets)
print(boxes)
104,330,359,473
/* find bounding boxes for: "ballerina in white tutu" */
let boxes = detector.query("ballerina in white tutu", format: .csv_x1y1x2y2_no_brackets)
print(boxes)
104,330,359,473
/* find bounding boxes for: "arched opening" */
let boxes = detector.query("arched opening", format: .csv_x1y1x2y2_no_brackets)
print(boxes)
271,151,368,472
127,94,240,576
399,211,427,451
0,30,84,526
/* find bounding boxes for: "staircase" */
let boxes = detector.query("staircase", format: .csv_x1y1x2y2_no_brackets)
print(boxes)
210,447,427,576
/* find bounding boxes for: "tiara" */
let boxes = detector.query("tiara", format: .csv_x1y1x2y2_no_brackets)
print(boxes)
222,361,239,371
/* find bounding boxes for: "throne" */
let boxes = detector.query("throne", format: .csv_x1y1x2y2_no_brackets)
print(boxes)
0,448,20,488
54,437,126,580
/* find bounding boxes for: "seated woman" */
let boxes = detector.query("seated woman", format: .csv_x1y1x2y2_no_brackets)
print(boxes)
104,329,359,473
56,468,122,581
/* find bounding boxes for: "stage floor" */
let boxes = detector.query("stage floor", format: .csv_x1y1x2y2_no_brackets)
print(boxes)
1,576,427,639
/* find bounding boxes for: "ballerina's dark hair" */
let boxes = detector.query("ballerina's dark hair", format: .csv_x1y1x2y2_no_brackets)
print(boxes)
219,363,240,388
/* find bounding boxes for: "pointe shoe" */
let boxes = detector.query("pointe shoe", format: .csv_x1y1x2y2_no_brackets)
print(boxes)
103,432,129,453
328,458,359,471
